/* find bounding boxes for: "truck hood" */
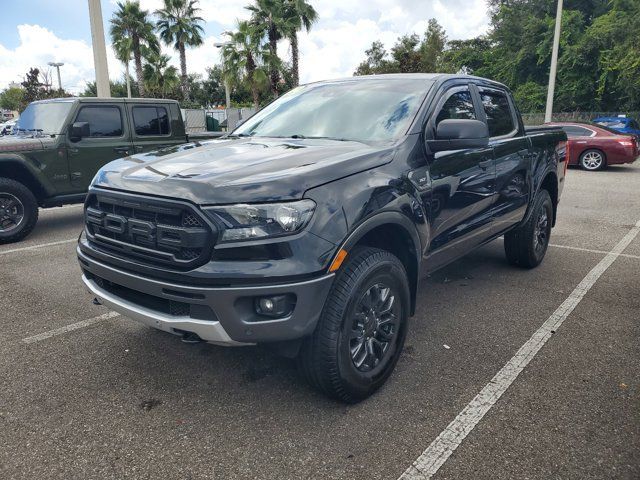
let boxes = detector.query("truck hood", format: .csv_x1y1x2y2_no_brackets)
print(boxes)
93,137,395,204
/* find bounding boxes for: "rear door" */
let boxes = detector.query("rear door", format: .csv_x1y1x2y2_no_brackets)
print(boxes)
127,103,185,155
68,102,132,190
476,86,532,235
425,85,497,269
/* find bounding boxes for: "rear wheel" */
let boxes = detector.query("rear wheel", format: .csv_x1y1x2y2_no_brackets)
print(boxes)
579,149,605,171
504,189,552,269
0,178,39,244
298,247,409,403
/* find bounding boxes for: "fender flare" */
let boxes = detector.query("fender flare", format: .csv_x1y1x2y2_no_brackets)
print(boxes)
333,211,423,315
0,156,51,199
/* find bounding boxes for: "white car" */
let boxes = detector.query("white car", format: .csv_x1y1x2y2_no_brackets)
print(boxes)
0,120,16,135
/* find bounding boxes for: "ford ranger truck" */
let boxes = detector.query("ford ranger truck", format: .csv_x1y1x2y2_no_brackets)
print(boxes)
77,74,567,402
0,97,217,244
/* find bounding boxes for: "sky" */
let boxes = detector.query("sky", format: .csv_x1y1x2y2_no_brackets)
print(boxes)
0,0,490,94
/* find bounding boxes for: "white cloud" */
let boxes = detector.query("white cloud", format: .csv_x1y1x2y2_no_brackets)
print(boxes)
2,1,490,94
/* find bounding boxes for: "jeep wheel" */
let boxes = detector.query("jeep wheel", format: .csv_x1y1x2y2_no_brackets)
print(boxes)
298,247,409,403
0,178,39,244
504,189,552,268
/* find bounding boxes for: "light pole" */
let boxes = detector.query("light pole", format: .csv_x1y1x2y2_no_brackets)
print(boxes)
545,0,563,123
48,62,64,91
87,0,111,97
213,41,232,109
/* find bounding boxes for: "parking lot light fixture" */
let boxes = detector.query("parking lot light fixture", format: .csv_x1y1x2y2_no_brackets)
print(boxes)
214,41,233,109
545,0,563,123
48,62,64,91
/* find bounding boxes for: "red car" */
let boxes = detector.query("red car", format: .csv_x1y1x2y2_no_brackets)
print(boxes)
547,122,639,171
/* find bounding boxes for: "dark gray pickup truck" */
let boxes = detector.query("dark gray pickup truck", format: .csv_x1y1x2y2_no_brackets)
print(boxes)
78,74,567,402
0,97,217,243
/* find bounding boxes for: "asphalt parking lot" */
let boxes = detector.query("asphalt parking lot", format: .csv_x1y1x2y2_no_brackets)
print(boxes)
1,162,638,480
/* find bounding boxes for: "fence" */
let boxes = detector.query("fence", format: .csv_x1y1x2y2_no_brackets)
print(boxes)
521,112,640,126
181,107,257,133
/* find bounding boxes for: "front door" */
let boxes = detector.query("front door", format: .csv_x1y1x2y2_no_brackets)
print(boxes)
68,103,132,190
425,86,497,270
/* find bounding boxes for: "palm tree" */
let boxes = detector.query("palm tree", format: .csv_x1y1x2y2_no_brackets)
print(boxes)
221,21,273,109
285,0,317,86
112,36,133,98
246,0,291,97
155,0,204,101
143,51,180,97
110,1,159,97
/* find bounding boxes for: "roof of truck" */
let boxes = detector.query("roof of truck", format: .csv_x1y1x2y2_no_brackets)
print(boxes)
306,73,509,90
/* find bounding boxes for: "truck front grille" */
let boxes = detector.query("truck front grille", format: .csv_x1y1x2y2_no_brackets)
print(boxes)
84,191,215,269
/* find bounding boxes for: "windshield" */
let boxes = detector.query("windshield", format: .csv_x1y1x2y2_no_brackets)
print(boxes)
15,102,73,135
233,79,433,143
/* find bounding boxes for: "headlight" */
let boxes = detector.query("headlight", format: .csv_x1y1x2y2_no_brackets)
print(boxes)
204,200,316,242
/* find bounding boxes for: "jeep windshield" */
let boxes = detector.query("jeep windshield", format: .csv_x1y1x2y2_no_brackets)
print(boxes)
232,78,433,143
14,101,73,135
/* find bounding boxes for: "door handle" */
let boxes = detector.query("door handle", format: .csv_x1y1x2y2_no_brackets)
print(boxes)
134,145,144,152
71,172,82,180
478,159,493,170
114,146,130,155
517,149,531,158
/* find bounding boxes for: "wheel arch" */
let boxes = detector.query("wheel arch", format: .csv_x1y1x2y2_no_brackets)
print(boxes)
336,212,422,316
0,158,48,203
540,171,559,227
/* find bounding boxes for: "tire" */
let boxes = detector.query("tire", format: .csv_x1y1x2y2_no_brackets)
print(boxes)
504,189,553,269
0,177,39,244
579,149,606,171
298,247,410,403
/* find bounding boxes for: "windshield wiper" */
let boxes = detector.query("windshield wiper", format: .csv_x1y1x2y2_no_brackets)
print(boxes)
227,133,252,138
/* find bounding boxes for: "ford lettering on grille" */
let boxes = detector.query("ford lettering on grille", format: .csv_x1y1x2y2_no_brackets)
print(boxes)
84,193,213,269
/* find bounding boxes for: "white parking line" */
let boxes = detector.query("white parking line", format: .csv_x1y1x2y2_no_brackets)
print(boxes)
21,312,120,344
0,238,77,256
549,243,640,260
399,219,640,480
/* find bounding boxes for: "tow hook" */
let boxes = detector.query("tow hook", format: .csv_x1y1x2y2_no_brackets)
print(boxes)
181,331,203,344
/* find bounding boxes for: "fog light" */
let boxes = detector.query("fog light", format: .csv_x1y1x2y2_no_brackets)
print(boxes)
254,294,295,318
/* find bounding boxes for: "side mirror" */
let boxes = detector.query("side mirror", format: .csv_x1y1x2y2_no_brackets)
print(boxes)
69,122,90,142
428,119,489,152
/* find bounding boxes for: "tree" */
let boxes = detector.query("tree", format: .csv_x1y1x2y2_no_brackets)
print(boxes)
155,0,204,102
110,1,159,97
354,41,393,75
246,0,291,98
0,87,24,111
111,30,134,98
420,19,447,72
143,51,181,98
284,0,318,86
222,20,272,109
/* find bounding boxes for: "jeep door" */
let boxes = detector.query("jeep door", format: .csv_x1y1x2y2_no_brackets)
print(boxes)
424,85,497,270
68,103,133,191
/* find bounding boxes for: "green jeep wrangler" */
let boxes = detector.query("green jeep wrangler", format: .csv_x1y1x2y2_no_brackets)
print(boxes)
0,97,207,244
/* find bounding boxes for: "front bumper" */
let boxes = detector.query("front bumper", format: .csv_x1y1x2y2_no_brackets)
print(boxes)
78,247,335,346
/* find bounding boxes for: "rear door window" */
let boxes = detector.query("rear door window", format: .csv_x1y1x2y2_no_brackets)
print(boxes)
75,106,123,137
562,126,594,138
480,90,516,137
132,106,170,136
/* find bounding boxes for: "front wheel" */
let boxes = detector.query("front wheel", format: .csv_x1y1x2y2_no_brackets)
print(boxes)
0,178,39,244
298,247,410,403
504,189,553,269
